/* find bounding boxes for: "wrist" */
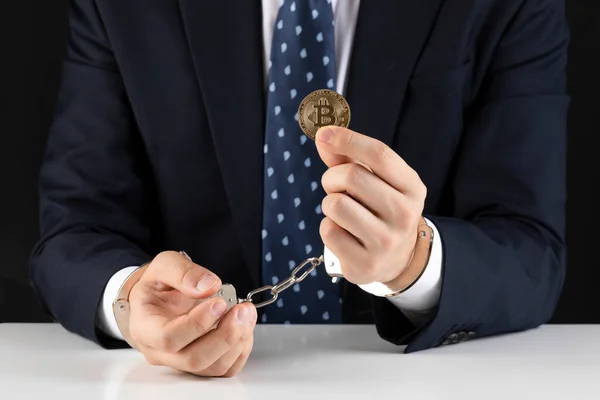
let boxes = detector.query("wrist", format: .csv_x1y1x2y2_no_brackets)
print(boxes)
98,266,140,340
384,222,429,290
113,263,151,348
359,216,433,297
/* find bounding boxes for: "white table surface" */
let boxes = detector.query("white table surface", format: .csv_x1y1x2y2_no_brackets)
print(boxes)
1,323,599,400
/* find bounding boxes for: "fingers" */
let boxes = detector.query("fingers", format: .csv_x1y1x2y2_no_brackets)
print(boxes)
321,192,387,248
146,303,257,376
143,251,222,299
201,341,245,377
315,126,426,198
320,217,372,283
135,297,229,353
130,251,257,377
130,251,226,352
224,335,254,377
321,162,405,221
202,332,254,378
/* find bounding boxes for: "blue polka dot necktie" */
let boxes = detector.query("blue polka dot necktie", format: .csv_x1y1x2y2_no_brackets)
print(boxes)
261,0,342,324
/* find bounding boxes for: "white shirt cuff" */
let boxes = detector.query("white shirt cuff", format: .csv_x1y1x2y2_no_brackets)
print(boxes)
97,266,139,341
386,217,443,312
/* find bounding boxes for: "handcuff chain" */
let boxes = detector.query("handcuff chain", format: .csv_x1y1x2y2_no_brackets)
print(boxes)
241,256,324,309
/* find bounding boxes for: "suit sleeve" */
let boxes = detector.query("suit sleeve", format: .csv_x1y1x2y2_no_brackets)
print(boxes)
371,0,570,352
29,0,155,348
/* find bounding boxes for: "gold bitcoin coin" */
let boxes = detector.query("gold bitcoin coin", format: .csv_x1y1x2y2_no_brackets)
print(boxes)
297,89,351,140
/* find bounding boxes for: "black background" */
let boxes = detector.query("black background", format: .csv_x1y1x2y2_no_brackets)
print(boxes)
1,1,598,323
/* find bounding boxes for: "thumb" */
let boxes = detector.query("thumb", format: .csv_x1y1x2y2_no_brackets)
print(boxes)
315,126,373,173
314,126,353,168
142,251,222,299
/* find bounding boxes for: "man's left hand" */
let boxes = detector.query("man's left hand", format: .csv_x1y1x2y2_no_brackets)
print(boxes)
315,126,428,286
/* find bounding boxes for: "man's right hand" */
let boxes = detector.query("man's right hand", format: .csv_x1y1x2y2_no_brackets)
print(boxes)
127,251,257,377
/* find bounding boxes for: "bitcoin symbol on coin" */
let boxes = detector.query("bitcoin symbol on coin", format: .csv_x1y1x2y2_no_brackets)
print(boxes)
311,98,336,127
298,89,351,140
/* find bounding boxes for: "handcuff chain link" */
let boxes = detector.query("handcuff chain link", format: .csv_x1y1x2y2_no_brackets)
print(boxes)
241,256,324,308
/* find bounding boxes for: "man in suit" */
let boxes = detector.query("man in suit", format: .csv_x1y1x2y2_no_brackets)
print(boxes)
30,0,569,377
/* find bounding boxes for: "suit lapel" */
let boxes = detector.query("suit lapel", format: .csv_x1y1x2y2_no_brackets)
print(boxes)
345,0,444,146
178,0,265,286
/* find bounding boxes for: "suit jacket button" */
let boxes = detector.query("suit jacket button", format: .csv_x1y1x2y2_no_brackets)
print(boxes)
446,333,459,344
467,331,476,339
457,332,467,342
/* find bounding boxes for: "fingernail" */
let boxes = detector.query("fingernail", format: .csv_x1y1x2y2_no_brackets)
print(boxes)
211,300,227,318
236,306,254,325
317,128,334,143
196,274,217,292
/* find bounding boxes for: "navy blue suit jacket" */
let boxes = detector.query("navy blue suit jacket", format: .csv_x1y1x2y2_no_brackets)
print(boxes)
30,0,569,352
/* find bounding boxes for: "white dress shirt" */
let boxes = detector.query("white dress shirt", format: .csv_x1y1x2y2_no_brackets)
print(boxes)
98,0,443,340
